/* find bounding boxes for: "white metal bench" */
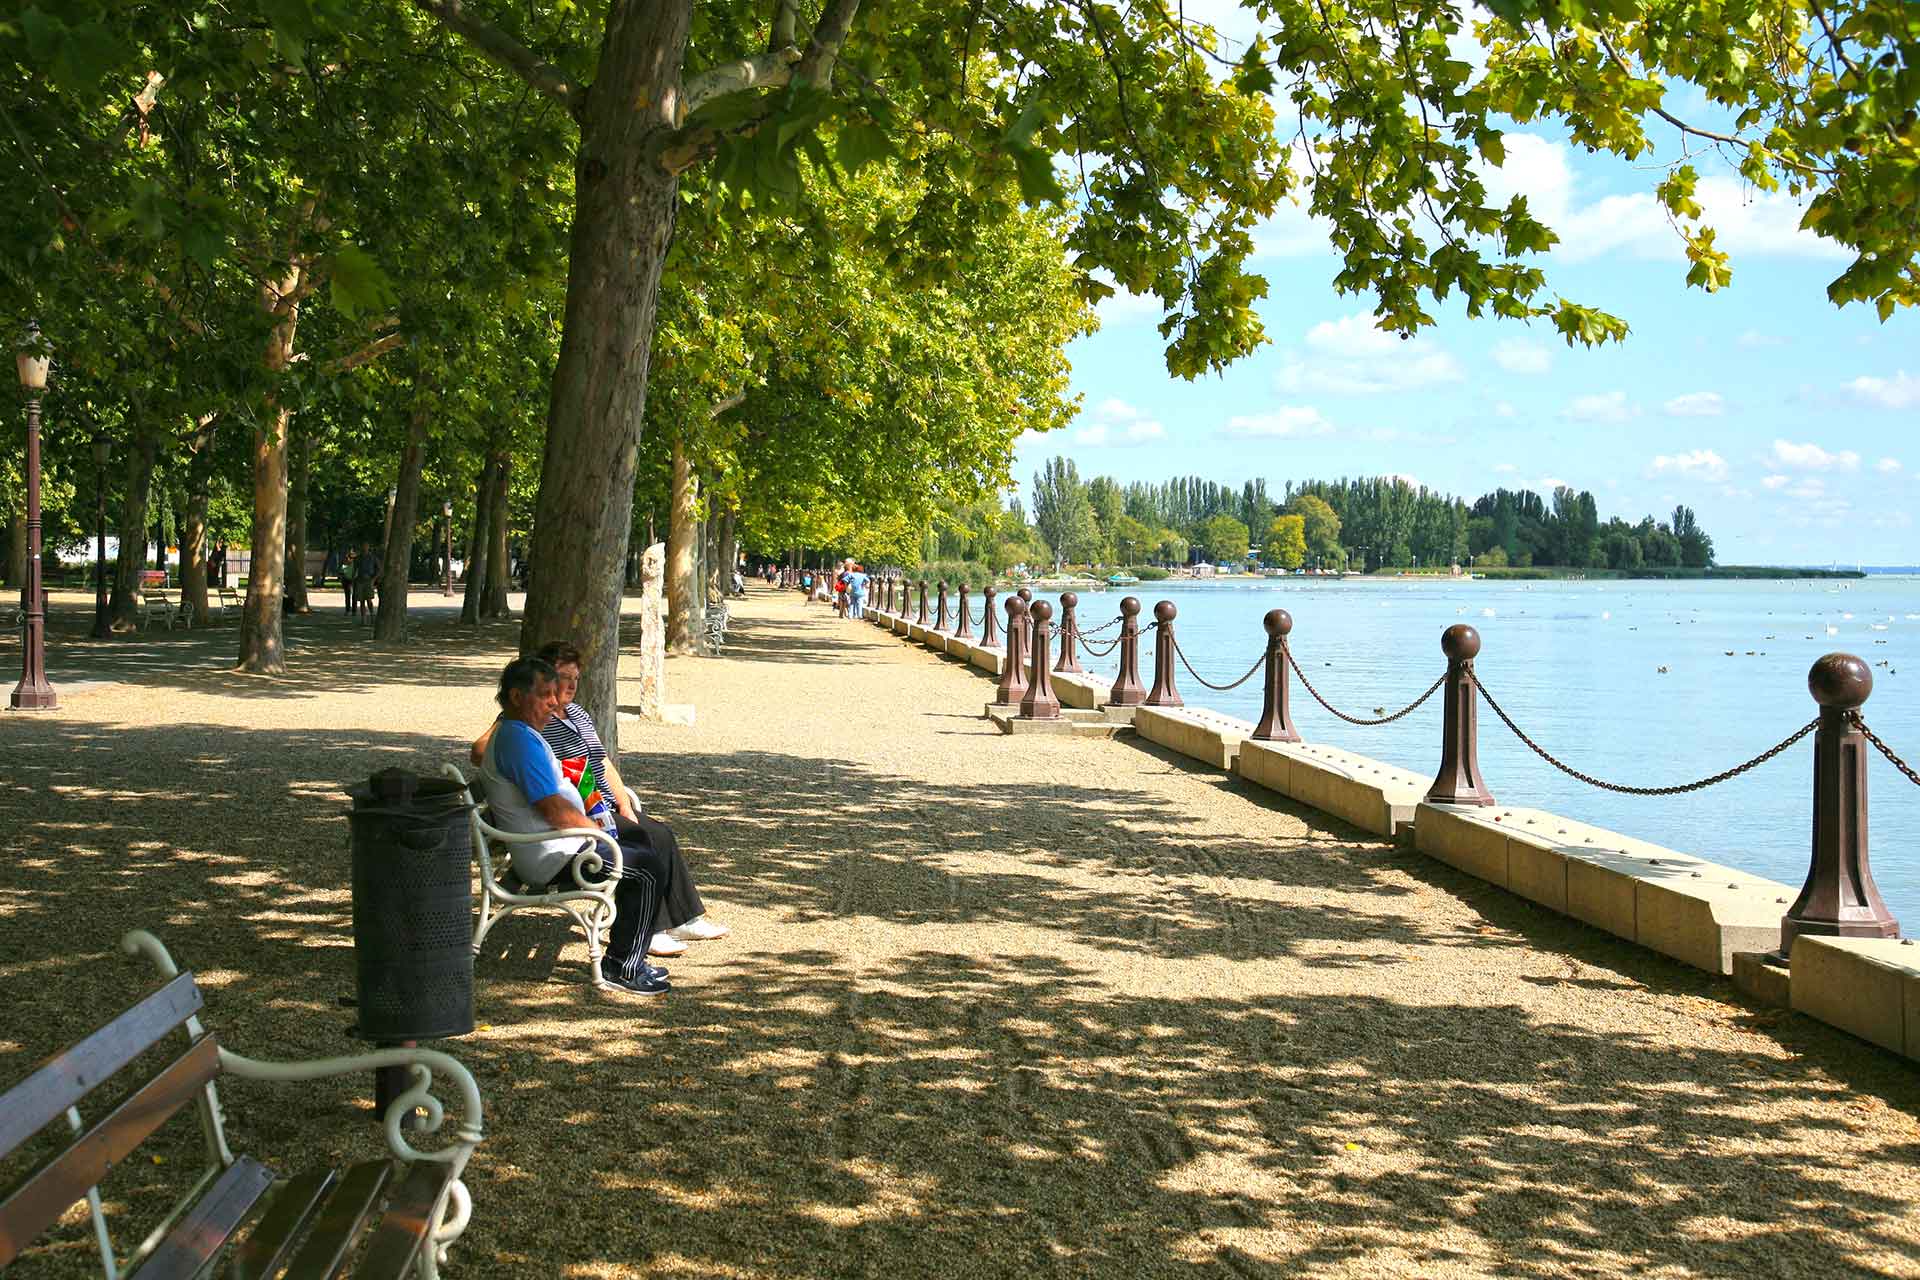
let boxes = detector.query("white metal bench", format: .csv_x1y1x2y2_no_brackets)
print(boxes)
142,588,183,630
440,764,633,990
0,929,484,1280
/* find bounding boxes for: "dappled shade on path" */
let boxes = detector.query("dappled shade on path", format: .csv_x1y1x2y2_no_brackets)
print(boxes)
2,588,1917,1278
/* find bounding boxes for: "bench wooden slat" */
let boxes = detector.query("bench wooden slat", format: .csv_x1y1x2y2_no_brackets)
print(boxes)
354,1161,456,1280
227,1167,337,1280
128,1155,276,1280
0,971,203,1154
278,1161,389,1280
0,1034,222,1269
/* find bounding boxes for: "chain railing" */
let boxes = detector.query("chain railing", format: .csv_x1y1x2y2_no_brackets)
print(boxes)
1474,671,1818,796
1171,636,1265,692
1854,714,1920,788
1285,648,1445,726
1073,615,1125,657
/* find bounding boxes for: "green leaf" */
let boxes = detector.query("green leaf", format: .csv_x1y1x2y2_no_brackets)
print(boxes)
328,244,397,321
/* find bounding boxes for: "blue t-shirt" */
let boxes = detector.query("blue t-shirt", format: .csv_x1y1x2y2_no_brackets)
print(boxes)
845,571,869,596
491,719,566,806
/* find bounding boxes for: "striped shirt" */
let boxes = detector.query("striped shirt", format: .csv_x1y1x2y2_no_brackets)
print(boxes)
540,703,615,833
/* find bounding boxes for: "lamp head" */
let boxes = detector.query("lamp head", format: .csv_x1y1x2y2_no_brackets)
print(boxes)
92,436,111,465
443,500,453,518
17,322,50,391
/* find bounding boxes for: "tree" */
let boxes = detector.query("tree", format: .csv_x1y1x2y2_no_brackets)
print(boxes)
1031,457,1099,566
1198,514,1250,565
1111,514,1155,564
1155,530,1189,565
1264,514,1307,569
1285,493,1342,566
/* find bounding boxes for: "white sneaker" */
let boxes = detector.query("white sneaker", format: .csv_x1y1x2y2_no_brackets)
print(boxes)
647,933,688,956
667,917,731,942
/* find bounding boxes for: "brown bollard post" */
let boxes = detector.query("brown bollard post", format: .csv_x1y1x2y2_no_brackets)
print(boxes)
1017,587,1033,606
1054,592,1084,674
1782,654,1900,951
956,583,974,639
1251,608,1301,742
1424,624,1495,806
981,586,1001,646
1144,600,1184,707
995,596,1030,706
888,574,898,613
1108,596,1147,706
934,581,950,632
1020,600,1063,719
916,580,929,625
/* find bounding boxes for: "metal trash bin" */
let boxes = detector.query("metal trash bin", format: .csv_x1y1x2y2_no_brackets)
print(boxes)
347,767,475,1041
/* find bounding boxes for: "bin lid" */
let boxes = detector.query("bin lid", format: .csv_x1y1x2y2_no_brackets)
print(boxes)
347,768,471,812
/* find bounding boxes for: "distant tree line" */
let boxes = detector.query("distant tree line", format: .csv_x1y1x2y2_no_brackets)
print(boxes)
971,458,1717,572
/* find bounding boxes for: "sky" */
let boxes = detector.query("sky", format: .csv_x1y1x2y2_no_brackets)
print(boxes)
1011,7,1919,567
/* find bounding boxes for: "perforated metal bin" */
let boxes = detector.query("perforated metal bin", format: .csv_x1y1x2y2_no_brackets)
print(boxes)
346,768,475,1041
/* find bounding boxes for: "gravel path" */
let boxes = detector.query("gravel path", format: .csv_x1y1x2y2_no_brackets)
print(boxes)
2,586,1917,1278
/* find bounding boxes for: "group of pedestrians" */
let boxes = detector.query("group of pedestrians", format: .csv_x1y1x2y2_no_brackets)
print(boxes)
797,560,869,618
327,544,383,621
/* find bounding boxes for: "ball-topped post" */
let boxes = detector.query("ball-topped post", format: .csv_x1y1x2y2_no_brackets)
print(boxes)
1054,591,1084,675
1144,600,1183,708
1016,587,1033,604
1108,595,1147,706
1424,623,1494,806
955,581,974,640
994,594,1030,706
981,584,1001,646
1020,599,1062,719
934,580,950,632
1783,652,1898,951
1251,607,1300,742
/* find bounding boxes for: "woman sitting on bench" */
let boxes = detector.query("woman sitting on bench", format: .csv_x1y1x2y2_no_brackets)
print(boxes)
472,640,728,959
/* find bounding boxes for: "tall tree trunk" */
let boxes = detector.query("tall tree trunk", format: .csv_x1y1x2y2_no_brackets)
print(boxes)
666,437,696,654
109,424,156,630
284,424,314,614
375,405,430,642
519,2,692,751
180,415,217,627
481,451,511,618
238,272,305,675
461,453,495,625
719,509,737,597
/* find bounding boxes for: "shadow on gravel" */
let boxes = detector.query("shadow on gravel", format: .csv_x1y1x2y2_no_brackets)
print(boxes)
4,713,1919,1278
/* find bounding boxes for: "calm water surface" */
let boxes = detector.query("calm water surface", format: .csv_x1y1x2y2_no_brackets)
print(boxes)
1055,576,1920,925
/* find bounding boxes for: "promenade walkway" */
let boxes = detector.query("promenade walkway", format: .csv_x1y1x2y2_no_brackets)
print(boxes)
2,586,1917,1278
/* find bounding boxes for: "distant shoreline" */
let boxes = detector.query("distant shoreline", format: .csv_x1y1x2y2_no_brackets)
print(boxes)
1458,565,1869,581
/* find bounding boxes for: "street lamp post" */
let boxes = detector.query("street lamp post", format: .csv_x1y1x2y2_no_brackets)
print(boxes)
442,500,454,597
90,436,110,639
11,323,56,710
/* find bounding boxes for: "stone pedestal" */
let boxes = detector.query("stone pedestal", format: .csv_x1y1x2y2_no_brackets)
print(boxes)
636,541,667,721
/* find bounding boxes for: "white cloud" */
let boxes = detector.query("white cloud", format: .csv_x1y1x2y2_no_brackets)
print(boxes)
1220,406,1333,437
1648,449,1729,482
1737,330,1788,348
1493,462,1518,474
1766,439,1861,471
1663,392,1724,417
1876,457,1903,473
1493,401,1516,419
1564,391,1640,423
1761,475,1790,490
1088,270,1163,327
1847,371,1920,410
1477,134,1848,265
1074,398,1168,447
1492,340,1552,375
1276,312,1464,395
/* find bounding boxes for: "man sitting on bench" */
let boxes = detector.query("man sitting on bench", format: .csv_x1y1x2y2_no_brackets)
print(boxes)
477,656,675,997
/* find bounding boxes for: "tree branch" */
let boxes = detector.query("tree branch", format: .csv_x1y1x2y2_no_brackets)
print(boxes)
410,0,586,118
795,0,862,89
327,327,407,373
680,46,801,121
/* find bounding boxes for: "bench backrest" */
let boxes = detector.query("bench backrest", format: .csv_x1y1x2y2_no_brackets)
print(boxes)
0,972,227,1270
441,765,507,891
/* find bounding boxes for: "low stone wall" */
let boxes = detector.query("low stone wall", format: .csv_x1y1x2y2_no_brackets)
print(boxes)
1132,705,1254,770
1236,740,1426,839
1415,803,1789,976
968,644,1003,677
1789,936,1920,1062
1052,671,1107,710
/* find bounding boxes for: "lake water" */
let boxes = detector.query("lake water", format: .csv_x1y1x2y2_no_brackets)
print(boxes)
1053,576,1920,926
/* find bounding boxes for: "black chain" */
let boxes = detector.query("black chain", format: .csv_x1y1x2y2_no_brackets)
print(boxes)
1286,648,1445,726
1853,714,1920,787
1071,616,1125,657
1075,614,1124,638
1477,672,1818,795
1172,637,1266,692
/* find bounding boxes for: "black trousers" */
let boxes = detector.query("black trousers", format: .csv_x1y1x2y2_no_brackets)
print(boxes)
555,826,674,980
614,813,706,931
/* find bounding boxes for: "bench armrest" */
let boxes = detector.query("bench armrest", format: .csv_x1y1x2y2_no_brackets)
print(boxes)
120,930,485,1257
